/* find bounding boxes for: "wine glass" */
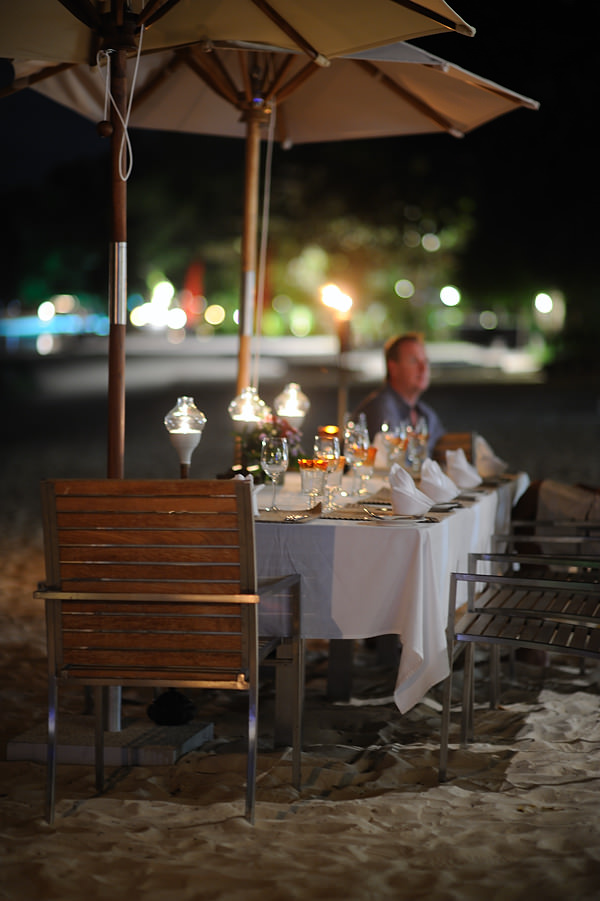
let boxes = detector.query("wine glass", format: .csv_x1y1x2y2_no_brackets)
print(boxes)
406,416,429,476
260,436,289,511
357,445,377,495
313,433,341,510
343,421,369,496
381,420,409,468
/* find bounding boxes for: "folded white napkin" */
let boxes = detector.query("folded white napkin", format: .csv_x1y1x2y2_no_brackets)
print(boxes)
233,473,263,515
474,435,508,478
388,463,432,515
445,448,482,489
420,459,459,502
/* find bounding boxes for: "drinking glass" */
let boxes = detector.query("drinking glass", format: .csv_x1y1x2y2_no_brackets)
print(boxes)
357,445,377,495
299,459,328,509
313,433,341,510
343,421,369,496
260,436,289,511
381,420,409,468
406,416,429,476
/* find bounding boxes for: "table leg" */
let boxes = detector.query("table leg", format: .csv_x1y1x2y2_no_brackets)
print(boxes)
374,634,401,668
327,639,354,701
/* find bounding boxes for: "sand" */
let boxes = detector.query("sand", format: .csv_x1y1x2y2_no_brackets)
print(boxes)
2,514,600,901
2,373,600,899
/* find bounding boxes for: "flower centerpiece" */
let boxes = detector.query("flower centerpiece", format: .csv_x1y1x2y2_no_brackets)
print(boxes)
241,412,305,479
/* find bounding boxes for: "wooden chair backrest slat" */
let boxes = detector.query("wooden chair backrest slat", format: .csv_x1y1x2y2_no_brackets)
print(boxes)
432,431,476,465
41,479,259,686
42,478,257,596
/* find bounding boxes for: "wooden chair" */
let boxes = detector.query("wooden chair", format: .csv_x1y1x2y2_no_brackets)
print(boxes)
439,559,600,781
35,478,303,825
432,431,477,465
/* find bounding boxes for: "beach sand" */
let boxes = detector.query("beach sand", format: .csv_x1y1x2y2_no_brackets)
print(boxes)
2,373,600,899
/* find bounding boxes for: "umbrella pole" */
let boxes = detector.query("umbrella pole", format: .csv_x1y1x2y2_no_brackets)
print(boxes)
233,111,263,469
105,47,128,732
237,110,264,397
107,48,128,481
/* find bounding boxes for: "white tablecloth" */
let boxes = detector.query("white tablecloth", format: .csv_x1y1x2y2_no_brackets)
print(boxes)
256,471,528,713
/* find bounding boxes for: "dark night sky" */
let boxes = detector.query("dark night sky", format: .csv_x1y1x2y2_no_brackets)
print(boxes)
0,2,596,322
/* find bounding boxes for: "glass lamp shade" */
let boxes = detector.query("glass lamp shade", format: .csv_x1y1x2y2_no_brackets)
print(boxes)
274,382,310,428
164,396,207,465
228,386,270,434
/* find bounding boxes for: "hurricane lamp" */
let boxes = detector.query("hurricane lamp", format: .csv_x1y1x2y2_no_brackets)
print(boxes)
228,386,270,434
274,382,310,428
164,396,207,478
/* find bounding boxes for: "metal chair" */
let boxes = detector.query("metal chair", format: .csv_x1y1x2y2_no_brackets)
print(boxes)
439,559,600,781
35,478,303,825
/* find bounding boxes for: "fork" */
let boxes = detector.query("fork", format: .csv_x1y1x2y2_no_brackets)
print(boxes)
362,507,437,523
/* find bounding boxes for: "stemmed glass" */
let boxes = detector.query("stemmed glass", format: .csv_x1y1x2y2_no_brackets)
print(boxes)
343,420,369,496
260,436,289,511
381,420,409,468
406,416,429,476
313,433,341,511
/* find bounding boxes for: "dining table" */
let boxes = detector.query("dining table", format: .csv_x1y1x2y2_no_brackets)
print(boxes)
255,468,529,715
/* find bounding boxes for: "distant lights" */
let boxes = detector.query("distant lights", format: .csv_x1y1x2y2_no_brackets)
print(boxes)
440,285,461,307
320,283,353,316
479,310,498,330
534,292,553,314
394,279,415,299
205,304,226,326
534,290,566,333
37,300,56,322
422,232,441,252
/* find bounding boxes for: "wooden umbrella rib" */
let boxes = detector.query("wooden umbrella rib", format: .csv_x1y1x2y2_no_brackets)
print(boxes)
131,53,187,112
263,54,297,102
186,48,241,108
57,0,103,30
238,50,254,106
0,62,75,98
140,0,182,29
272,59,319,104
446,70,540,110
354,58,459,135
250,0,327,63
390,0,474,36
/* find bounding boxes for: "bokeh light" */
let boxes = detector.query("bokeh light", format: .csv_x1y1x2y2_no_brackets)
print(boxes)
440,285,461,307
394,279,415,299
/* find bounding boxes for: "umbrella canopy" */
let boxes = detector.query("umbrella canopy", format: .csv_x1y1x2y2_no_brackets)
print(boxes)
0,0,475,480
0,1,475,64
19,40,539,145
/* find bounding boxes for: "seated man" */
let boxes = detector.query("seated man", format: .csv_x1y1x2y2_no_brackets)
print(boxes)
352,332,445,456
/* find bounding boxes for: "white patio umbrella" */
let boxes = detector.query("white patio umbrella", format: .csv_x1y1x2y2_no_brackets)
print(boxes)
11,39,537,394
0,0,475,480
7,42,538,393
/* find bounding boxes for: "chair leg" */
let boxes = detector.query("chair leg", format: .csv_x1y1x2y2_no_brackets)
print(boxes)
46,676,58,825
245,656,258,825
461,642,475,746
490,645,501,709
439,668,453,783
292,637,304,790
95,686,105,793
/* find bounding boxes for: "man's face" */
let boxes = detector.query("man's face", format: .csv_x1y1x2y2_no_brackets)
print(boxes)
388,340,430,399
